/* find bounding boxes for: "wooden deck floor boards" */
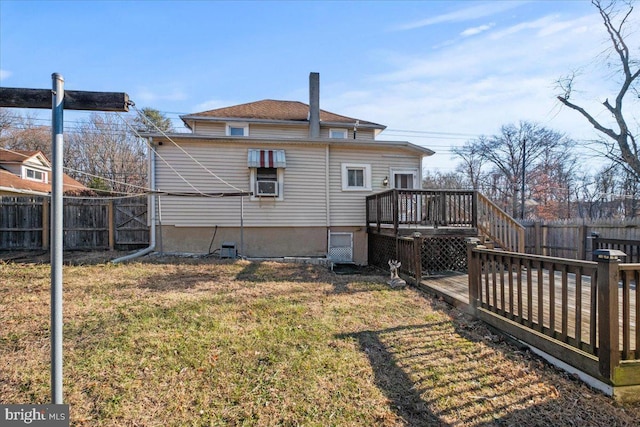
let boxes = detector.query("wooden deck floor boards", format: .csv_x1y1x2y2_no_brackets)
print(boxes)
420,272,637,351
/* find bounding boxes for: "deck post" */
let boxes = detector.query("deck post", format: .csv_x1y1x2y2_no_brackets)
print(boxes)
393,190,399,235
467,238,481,315
376,194,381,233
412,232,422,284
594,249,626,382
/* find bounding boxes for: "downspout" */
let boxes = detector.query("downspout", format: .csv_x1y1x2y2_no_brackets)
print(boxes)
325,144,331,259
111,139,157,263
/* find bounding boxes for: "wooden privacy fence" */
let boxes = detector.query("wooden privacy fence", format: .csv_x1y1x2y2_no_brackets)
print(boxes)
467,242,640,400
0,196,149,250
522,218,640,260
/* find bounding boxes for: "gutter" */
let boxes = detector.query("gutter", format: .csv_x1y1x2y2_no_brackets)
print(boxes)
111,141,157,263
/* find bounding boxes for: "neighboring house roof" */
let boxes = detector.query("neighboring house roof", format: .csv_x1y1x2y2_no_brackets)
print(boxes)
0,149,51,167
181,99,386,130
0,148,89,196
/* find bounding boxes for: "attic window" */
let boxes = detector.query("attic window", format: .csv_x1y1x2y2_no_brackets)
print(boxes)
330,128,348,139
24,167,46,183
227,123,249,136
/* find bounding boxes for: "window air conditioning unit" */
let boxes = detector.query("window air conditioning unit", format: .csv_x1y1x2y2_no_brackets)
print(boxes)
256,180,278,196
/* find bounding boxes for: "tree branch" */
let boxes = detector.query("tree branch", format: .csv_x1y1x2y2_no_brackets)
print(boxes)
557,95,619,140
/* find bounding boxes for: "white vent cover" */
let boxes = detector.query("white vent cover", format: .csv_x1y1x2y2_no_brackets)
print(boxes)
329,232,353,263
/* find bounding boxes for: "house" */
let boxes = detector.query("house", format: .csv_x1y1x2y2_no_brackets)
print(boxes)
146,73,434,264
0,148,88,196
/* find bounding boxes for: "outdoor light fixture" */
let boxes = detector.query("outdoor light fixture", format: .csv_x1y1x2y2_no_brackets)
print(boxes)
382,176,389,187
593,249,627,260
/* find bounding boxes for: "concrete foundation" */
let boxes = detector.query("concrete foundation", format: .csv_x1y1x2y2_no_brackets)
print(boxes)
157,225,368,265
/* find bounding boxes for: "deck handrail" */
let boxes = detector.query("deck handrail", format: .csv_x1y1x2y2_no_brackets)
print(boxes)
366,189,477,233
366,189,524,253
477,192,525,252
468,243,640,397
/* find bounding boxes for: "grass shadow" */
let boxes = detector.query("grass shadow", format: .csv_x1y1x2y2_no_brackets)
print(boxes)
338,324,449,426
138,269,220,291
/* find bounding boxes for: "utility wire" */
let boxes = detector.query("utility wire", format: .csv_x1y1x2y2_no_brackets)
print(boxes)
129,105,245,193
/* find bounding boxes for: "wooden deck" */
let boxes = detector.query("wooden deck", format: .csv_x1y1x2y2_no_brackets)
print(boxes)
419,272,637,350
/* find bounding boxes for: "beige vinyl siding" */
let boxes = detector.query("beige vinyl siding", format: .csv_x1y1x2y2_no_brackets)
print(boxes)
193,122,309,139
192,122,226,135
155,140,327,227
248,124,308,139
329,147,421,226
192,122,376,140
319,127,375,140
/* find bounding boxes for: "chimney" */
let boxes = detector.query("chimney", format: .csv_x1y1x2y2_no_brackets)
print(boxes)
309,72,320,138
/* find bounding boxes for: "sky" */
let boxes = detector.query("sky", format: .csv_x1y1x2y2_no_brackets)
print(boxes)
1,0,638,173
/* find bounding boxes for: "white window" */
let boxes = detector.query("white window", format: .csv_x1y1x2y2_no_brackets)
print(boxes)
248,149,286,200
227,123,249,136
24,167,46,182
250,167,284,200
391,169,419,189
330,128,348,139
341,163,371,191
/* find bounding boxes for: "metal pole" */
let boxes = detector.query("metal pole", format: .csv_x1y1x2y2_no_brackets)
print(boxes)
521,138,526,219
240,196,244,257
51,73,64,404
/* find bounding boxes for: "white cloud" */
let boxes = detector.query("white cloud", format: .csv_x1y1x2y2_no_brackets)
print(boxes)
460,23,495,37
332,9,620,163
393,1,528,31
0,69,12,81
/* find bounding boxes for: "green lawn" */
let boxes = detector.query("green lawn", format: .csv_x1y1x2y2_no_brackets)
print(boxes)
1,259,638,426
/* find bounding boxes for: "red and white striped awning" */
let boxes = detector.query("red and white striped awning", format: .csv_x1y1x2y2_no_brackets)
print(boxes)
247,149,286,168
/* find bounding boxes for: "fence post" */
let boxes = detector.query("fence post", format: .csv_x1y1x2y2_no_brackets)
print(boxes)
42,197,50,250
534,221,541,255
108,200,115,250
594,249,626,382
466,237,481,316
579,224,588,260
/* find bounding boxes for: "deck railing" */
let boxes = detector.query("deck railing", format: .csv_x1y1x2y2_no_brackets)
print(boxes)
468,242,640,398
593,237,640,263
477,193,525,253
366,189,525,253
366,189,477,234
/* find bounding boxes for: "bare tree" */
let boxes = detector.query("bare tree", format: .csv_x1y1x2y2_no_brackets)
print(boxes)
422,170,471,190
452,140,485,190
456,121,574,218
66,113,147,194
0,112,51,157
557,0,639,177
